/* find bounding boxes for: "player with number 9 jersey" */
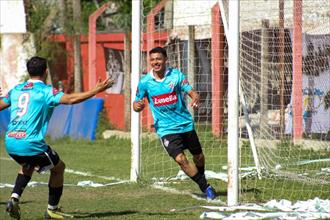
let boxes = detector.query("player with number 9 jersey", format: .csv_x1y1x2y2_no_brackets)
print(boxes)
2,81,64,156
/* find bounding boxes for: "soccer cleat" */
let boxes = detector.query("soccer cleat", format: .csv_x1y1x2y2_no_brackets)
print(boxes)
205,185,216,200
44,208,74,219
6,198,21,220
44,208,64,219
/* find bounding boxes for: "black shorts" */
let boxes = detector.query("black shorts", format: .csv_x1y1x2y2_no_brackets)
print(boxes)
160,130,203,159
9,146,60,173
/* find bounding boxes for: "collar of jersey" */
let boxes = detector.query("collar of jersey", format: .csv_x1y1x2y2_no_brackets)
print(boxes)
150,68,170,82
27,79,44,84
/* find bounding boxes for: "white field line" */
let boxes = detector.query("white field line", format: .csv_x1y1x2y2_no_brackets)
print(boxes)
0,157,130,187
152,183,225,205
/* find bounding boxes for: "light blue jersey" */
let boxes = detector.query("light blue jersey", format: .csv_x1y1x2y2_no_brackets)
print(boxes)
135,68,194,137
2,80,64,156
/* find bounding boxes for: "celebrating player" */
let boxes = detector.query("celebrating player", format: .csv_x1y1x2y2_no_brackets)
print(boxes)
133,47,216,200
0,56,114,219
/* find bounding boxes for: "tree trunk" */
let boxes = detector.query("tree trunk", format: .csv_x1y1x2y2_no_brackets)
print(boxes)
72,0,82,92
58,0,66,33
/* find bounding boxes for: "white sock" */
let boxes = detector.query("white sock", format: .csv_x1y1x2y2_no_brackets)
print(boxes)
11,193,20,201
47,204,58,210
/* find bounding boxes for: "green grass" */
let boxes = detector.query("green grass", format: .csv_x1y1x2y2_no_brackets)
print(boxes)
0,137,214,220
1,134,330,219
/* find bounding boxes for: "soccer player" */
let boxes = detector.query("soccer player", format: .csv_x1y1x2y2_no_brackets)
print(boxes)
133,47,216,200
0,56,114,219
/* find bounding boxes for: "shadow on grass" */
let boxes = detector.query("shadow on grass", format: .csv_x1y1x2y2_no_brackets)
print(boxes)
72,210,137,218
70,210,177,219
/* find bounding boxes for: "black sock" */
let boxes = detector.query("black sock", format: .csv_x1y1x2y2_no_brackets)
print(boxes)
12,174,31,199
191,172,209,193
48,186,63,207
196,165,205,175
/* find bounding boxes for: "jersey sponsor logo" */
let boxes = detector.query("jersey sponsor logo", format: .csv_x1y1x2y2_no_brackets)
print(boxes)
11,120,28,125
7,130,27,139
22,82,34,90
152,91,178,107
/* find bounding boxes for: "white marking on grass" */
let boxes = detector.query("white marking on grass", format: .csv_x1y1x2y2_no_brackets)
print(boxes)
65,168,128,183
1,157,130,187
152,183,225,205
0,157,11,161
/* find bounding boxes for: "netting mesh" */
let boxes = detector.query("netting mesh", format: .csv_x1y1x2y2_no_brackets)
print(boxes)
139,0,330,203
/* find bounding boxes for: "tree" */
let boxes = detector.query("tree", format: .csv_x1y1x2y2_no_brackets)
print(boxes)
72,0,82,92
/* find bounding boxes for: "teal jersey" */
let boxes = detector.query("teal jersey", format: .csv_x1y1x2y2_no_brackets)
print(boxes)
135,68,194,137
2,80,64,156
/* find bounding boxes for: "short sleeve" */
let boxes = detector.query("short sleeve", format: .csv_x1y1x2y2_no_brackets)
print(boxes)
45,86,64,107
2,90,11,105
179,71,192,93
135,80,147,102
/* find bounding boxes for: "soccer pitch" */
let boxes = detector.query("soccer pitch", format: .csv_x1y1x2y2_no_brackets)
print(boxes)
0,137,215,220
1,136,329,219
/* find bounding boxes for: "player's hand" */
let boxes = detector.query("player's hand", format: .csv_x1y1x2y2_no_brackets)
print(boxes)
133,100,145,112
95,77,115,93
190,96,200,109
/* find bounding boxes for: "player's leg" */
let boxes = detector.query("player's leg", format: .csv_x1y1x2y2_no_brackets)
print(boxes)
6,155,35,220
161,133,213,199
184,130,216,200
45,160,66,219
35,146,68,219
174,152,199,177
193,153,205,175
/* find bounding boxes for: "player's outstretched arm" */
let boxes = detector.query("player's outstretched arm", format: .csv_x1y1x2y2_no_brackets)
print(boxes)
60,77,114,105
187,90,200,109
133,100,145,112
0,100,10,111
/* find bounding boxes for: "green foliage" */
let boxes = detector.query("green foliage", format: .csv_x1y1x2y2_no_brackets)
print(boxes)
26,1,66,66
80,0,108,33
27,0,51,33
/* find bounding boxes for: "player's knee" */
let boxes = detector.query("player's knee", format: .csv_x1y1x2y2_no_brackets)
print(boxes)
52,160,65,174
175,154,189,166
21,166,34,176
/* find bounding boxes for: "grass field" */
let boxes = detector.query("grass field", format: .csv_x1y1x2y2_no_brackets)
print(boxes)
1,133,329,220
0,137,222,220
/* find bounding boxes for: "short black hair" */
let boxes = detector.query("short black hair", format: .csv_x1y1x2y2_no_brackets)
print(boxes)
149,47,167,58
26,56,47,76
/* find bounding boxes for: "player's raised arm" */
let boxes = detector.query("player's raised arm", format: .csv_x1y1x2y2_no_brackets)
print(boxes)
60,77,114,105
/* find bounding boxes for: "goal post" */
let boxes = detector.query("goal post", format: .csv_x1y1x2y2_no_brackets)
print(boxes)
130,0,141,182
227,0,240,206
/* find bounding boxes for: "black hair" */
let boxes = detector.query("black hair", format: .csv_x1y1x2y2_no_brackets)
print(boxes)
149,47,167,58
26,56,47,76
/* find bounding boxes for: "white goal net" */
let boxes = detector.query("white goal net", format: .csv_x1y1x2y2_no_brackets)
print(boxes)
137,0,330,203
